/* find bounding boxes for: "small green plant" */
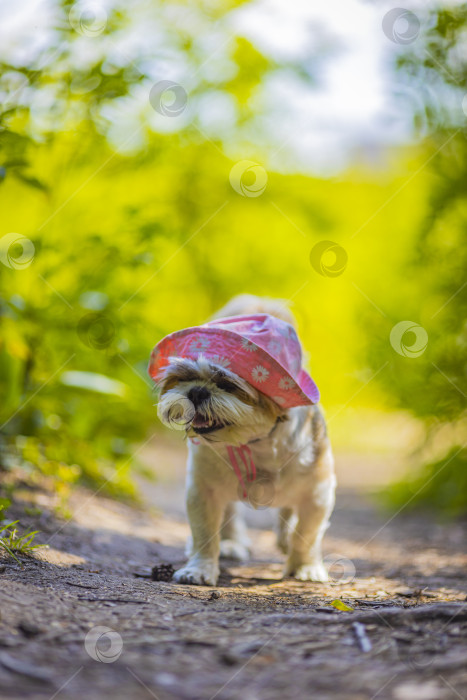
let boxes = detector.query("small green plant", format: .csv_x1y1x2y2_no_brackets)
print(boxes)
0,505,46,565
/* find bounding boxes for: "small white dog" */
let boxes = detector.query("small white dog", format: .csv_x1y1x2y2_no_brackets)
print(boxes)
149,295,335,585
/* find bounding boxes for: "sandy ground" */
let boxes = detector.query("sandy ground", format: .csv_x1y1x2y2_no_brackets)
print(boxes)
0,435,466,700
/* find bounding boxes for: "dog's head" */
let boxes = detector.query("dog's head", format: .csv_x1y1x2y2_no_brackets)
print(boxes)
156,356,285,445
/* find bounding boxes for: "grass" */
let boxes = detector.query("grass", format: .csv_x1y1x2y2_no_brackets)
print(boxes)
0,505,46,565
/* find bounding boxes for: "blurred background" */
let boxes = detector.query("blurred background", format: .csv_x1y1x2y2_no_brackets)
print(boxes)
0,0,466,516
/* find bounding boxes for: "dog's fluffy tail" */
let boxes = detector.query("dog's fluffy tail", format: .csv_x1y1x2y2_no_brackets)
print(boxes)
211,294,296,329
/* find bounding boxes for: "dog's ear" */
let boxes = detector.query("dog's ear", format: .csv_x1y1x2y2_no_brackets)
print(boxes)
258,392,287,420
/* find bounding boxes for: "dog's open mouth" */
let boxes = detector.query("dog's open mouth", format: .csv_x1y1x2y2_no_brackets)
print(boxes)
191,413,226,434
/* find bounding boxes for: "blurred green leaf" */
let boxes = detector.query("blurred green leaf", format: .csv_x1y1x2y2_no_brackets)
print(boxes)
330,599,354,612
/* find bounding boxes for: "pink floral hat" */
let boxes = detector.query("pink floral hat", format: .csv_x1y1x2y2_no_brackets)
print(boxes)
148,314,320,408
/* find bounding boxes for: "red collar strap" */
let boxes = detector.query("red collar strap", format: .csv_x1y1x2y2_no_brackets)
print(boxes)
190,438,256,498
189,439,257,499
226,444,256,499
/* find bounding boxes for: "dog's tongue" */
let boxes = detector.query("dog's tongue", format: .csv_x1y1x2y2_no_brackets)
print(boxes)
191,413,211,428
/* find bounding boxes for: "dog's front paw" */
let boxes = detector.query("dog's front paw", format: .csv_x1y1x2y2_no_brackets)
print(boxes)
219,539,250,561
284,555,328,583
173,559,219,586
293,562,328,582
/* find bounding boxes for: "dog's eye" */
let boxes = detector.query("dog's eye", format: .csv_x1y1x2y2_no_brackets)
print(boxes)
216,379,237,393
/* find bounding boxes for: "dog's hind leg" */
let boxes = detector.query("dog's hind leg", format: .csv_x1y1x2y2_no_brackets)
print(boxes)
219,502,251,561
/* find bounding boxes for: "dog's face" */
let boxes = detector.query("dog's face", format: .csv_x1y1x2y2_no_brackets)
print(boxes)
156,356,284,446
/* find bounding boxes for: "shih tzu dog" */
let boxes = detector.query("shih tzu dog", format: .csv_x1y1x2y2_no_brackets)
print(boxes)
148,295,335,586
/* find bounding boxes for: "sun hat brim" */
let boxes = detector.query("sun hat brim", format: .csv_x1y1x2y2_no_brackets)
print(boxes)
148,316,320,408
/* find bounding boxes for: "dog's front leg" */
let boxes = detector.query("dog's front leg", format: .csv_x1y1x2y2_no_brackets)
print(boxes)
173,477,224,586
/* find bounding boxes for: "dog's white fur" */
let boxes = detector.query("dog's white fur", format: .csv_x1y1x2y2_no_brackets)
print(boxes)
156,295,336,585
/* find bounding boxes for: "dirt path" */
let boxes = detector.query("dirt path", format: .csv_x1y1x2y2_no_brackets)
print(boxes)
0,441,466,700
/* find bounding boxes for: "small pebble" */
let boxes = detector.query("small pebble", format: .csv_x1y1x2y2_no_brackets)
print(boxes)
210,590,222,600
18,621,43,638
151,564,174,582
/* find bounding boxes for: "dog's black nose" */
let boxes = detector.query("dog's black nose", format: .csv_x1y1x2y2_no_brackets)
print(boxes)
188,386,210,406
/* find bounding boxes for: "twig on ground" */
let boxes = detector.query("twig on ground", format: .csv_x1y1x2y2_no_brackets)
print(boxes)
352,622,372,652
76,597,150,604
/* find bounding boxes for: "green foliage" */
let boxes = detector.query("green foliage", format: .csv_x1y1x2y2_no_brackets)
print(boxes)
385,447,467,518
368,4,467,515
